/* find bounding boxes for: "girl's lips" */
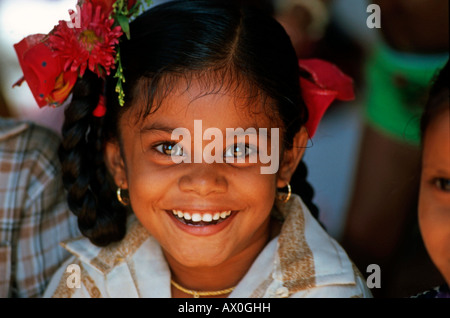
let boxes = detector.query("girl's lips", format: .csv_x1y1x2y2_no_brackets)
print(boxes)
165,209,238,236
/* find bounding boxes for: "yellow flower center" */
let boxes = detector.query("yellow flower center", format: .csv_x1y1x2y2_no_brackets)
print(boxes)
79,30,101,51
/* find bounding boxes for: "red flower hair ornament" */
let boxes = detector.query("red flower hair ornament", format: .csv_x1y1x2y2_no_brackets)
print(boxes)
299,59,355,137
13,0,148,112
13,1,354,131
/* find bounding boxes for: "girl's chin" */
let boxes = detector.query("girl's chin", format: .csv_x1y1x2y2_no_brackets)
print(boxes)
163,248,231,269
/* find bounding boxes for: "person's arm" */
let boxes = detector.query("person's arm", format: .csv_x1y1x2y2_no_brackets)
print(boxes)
373,0,449,53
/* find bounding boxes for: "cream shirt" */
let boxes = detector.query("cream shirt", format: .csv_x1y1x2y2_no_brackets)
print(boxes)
44,194,372,298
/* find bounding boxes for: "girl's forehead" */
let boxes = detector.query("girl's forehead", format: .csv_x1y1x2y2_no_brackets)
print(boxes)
426,105,450,137
422,107,450,164
127,74,280,129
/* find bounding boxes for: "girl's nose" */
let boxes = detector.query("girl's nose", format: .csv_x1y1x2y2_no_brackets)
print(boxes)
178,164,228,196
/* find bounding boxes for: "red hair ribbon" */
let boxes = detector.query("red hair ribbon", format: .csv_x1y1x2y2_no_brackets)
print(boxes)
13,34,78,108
92,94,107,117
299,59,355,137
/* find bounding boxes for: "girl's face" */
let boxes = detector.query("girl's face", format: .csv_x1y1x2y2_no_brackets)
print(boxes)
419,105,450,285
105,78,307,269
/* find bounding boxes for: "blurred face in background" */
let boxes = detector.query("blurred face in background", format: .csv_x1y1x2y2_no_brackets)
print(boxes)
419,105,450,285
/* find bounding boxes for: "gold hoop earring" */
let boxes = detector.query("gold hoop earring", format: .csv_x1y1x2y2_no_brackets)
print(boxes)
116,185,130,206
277,183,291,203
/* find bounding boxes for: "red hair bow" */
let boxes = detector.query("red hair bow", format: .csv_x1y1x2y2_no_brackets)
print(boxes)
299,59,355,137
12,0,144,110
13,34,78,107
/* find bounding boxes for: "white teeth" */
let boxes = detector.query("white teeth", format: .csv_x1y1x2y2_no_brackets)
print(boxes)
220,211,231,219
172,210,232,222
202,214,213,222
191,213,202,222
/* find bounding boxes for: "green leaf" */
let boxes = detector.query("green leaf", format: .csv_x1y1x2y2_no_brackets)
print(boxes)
116,14,131,40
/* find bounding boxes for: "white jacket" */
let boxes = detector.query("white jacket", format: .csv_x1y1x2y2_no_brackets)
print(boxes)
44,194,372,298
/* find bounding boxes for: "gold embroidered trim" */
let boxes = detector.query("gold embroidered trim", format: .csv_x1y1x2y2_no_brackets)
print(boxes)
89,220,150,274
80,263,102,298
249,277,273,298
52,261,79,298
275,196,316,293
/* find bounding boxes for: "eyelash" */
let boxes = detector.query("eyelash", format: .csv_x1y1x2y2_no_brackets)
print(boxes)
224,143,256,158
153,142,184,157
152,142,256,158
434,178,450,192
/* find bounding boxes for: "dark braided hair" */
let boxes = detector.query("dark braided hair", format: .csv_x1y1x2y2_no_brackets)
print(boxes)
60,72,128,246
59,0,320,246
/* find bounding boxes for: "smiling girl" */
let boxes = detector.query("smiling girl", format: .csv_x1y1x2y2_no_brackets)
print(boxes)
27,0,371,298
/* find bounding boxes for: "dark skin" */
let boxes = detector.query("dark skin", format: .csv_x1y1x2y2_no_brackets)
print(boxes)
373,0,449,53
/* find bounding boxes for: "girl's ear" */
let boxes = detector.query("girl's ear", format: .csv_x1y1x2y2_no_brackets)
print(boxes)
276,127,309,188
104,140,128,189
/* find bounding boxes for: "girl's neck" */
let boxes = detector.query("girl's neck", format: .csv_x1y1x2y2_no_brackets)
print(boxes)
165,216,281,298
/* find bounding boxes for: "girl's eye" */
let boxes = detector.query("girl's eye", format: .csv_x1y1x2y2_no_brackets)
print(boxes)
435,178,450,192
224,143,254,158
154,142,184,156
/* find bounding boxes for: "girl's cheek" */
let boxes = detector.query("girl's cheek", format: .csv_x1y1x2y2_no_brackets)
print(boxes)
419,193,450,265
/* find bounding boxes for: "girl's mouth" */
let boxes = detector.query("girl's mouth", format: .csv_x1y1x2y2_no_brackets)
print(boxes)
170,210,233,226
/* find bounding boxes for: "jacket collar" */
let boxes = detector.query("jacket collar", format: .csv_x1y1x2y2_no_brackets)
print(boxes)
61,217,150,275
273,194,357,294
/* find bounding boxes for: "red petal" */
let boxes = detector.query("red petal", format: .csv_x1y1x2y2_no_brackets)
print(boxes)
128,0,137,10
90,0,115,16
299,59,355,137
299,59,354,101
301,79,338,137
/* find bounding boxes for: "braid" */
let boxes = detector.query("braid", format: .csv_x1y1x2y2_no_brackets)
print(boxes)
290,160,322,226
59,71,127,246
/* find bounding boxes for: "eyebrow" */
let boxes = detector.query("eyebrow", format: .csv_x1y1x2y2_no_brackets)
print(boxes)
141,122,272,137
226,127,270,138
421,164,450,175
140,123,178,134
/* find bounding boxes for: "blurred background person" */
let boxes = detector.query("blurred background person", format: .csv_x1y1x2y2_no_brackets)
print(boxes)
341,0,449,297
413,61,449,298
